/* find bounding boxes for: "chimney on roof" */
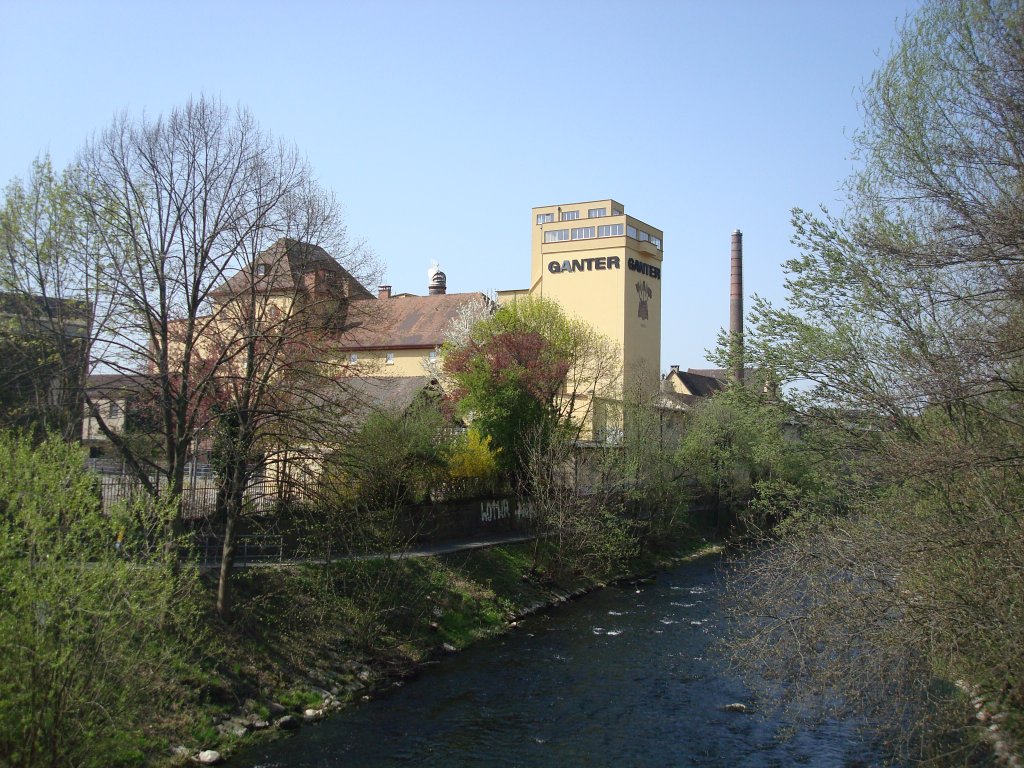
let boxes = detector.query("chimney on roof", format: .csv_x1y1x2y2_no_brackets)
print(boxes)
378,285,392,299
670,364,680,374
427,261,447,295
730,230,744,384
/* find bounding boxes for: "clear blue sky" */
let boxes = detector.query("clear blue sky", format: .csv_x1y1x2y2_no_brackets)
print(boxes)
1,0,919,370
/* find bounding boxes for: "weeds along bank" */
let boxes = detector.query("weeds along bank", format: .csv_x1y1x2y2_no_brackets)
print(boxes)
0,431,712,768
171,534,715,765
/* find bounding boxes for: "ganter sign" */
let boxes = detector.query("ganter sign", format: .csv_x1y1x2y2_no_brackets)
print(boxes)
627,258,661,280
548,256,621,274
546,255,661,280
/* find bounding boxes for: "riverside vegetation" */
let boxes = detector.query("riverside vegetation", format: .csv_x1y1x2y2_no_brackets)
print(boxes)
0,426,714,768
5,2,1024,762
717,1,1024,765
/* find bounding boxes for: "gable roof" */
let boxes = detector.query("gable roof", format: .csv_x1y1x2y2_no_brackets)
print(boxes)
337,292,491,351
211,238,374,300
674,369,727,397
342,375,437,418
84,373,154,399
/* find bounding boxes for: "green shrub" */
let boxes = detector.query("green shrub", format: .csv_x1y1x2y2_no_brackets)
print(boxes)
0,432,202,767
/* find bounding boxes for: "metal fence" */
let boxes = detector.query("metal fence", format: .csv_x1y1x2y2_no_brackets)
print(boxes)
94,469,317,519
197,533,284,567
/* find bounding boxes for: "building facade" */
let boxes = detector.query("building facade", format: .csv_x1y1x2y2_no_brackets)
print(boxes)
85,201,671,451
498,199,664,398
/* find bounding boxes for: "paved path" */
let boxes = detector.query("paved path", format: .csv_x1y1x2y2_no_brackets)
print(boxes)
202,531,539,570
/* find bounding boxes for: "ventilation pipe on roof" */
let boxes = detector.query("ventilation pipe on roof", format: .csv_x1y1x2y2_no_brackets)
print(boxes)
730,230,744,384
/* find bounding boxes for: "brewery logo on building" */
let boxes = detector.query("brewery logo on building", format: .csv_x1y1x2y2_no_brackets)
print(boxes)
636,280,652,321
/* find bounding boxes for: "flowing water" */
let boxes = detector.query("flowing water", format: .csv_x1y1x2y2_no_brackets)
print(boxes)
241,554,879,767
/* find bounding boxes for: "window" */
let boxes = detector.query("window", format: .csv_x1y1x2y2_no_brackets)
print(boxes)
385,352,395,365
544,229,570,243
571,226,596,240
611,208,622,216
597,223,624,237
536,212,554,224
108,401,120,418
256,264,269,277
348,353,358,364
429,349,438,363
627,225,639,240
560,210,579,221
638,230,651,243
650,235,662,249
587,208,607,218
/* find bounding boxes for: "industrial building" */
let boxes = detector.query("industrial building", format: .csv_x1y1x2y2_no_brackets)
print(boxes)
84,199,676,448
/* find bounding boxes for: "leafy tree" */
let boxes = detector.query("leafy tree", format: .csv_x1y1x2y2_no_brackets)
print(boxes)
519,423,637,578
0,432,201,767
0,157,98,442
678,385,809,529
320,396,452,552
442,296,620,478
727,0,1024,759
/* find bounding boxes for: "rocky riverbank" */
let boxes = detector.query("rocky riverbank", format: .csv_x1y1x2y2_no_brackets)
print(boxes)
160,537,721,766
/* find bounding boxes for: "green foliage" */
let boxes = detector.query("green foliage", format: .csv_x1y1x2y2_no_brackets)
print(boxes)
678,387,807,525
724,0,1024,758
443,426,502,498
315,400,453,559
0,329,64,438
0,156,92,442
0,432,202,768
442,296,620,479
328,400,450,511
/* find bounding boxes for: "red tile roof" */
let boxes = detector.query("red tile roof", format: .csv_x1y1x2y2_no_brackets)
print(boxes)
336,293,490,351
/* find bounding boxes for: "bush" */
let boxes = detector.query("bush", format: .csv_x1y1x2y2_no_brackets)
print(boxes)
443,427,502,499
0,432,202,767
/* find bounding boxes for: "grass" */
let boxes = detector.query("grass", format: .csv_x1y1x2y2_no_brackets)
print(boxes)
144,530,717,765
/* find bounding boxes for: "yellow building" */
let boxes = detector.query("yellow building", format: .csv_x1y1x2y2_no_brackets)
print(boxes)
87,198,668,450
498,199,664,399
205,240,489,379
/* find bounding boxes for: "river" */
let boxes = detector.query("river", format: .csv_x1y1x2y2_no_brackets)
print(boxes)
240,554,880,767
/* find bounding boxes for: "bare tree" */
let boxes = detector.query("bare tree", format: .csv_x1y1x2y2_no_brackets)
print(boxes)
74,97,374,535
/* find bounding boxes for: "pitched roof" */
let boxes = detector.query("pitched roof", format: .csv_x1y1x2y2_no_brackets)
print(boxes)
211,238,374,300
674,370,727,397
686,367,758,381
342,375,436,418
0,292,92,335
655,390,699,411
336,292,491,350
85,373,153,397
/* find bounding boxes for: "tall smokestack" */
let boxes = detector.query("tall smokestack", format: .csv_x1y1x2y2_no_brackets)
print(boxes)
730,229,744,383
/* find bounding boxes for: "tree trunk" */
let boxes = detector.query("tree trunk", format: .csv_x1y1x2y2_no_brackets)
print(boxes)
216,508,236,621
216,463,245,621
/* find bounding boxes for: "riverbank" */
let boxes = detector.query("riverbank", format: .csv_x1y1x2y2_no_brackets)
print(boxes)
156,534,722,765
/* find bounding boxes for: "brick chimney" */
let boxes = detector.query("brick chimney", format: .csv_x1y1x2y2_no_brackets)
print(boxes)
378,285,392,299
730,230,744,384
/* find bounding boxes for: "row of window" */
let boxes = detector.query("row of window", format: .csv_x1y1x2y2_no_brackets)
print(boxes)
543,221,661,246
536,207,624,225
347,349,439,365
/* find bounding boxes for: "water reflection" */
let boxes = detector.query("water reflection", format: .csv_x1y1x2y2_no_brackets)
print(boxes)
242,555,877,767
